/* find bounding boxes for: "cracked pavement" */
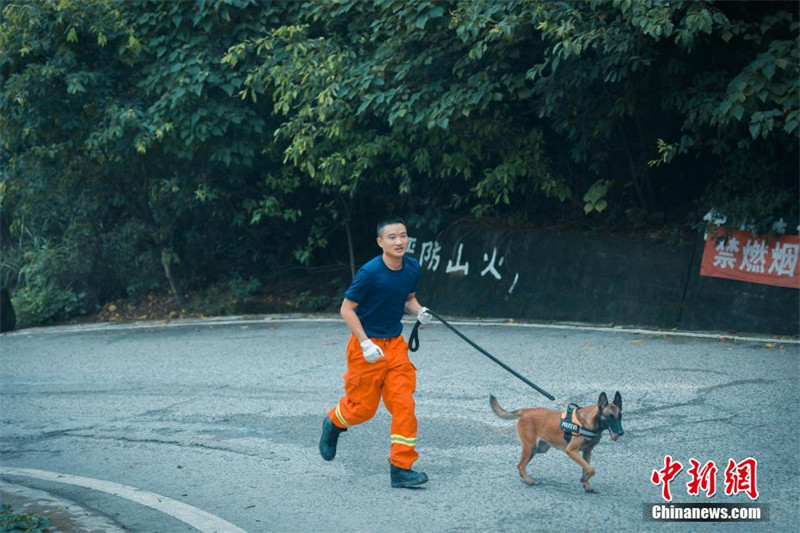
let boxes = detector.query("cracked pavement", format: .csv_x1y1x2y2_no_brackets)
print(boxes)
1,318,798,531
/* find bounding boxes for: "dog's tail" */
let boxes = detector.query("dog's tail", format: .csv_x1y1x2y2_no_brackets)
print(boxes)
489,394,520,420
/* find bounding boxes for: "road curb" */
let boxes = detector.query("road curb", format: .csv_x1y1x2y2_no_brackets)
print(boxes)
2,313,797,344
0,469,246,533
1,478,125,533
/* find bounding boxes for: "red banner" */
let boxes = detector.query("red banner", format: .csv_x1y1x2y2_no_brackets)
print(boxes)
700,228,800,289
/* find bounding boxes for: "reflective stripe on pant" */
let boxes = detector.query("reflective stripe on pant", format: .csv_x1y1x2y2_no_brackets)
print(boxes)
327,334,419,470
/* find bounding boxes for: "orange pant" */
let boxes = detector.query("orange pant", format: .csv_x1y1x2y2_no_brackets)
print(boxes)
327,335,418,469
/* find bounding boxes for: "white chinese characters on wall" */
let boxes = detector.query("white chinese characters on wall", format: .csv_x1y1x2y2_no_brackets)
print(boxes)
415,239,520,294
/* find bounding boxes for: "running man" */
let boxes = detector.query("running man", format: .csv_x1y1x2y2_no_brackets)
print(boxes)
319,217,434,488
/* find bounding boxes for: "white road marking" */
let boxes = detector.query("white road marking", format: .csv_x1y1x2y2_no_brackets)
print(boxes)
0,479,126,532
483,321,800,344
0,467,246,533
1,314,796,344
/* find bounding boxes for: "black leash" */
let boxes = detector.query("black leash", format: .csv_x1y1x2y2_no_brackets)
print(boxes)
409,310,555,401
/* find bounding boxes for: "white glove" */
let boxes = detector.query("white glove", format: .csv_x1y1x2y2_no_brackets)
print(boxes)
360,339,384,363
416,307,433,324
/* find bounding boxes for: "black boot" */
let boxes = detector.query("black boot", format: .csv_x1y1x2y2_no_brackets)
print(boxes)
319,417,346,461
390,464,428,488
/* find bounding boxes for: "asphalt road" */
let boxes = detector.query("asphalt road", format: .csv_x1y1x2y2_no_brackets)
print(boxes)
1,317,798,532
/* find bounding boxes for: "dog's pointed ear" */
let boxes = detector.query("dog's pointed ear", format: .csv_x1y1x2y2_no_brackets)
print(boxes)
598,392,609,408
613,391,622,410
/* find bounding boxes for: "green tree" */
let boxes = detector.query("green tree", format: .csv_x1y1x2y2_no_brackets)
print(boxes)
1,0,796,326
230,0,797,237
0,0,294,323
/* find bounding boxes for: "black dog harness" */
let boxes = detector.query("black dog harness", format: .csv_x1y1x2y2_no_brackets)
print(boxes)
560,403,599,443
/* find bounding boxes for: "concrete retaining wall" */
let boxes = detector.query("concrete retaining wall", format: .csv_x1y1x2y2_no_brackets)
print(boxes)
410,223,798,336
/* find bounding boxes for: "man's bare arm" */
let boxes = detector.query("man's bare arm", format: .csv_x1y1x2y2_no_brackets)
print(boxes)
404,293,423,316
406,293,433,324
341,298,369,342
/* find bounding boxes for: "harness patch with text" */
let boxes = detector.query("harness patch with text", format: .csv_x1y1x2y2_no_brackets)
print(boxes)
560,403,598,443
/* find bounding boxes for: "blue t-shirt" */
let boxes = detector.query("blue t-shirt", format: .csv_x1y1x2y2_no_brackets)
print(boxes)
344,255,421,338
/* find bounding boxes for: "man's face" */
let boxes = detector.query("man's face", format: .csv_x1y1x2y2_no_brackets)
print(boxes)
377,223,408,259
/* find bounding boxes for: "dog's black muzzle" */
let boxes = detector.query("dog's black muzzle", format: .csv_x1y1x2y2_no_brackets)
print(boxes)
601,414,624,439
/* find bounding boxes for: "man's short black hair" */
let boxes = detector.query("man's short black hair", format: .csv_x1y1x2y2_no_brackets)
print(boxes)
377,217,407,237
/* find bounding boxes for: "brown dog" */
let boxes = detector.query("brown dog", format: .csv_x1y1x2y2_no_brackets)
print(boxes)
490,392,623,493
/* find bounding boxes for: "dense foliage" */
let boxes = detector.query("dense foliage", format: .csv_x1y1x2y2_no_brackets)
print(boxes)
1,0,797,325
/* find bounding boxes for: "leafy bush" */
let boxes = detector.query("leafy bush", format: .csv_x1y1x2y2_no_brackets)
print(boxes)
13,241,89,326
99,220,163,298
0,503,50,532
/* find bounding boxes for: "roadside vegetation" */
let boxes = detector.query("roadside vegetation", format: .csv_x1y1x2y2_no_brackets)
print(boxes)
1,0,797,326
0,503,50,533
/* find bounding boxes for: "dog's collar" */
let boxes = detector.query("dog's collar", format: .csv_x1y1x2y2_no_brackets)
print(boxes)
560,404,599,443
